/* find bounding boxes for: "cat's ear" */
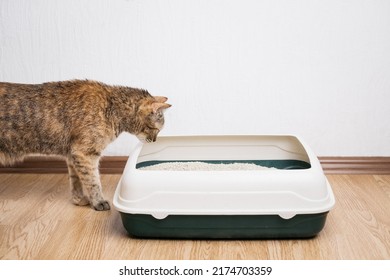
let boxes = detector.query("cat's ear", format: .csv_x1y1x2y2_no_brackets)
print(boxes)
154,96,169,103
152,102,171,113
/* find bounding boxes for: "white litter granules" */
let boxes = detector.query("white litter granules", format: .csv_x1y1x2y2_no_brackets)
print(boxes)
138,161,275,171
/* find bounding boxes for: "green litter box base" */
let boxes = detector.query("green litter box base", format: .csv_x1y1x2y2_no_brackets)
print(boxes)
119,212,329,239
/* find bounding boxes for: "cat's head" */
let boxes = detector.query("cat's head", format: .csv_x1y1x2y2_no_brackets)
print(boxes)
136,96,171,143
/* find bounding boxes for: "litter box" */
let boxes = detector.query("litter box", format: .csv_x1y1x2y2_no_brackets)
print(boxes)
113,135,335,239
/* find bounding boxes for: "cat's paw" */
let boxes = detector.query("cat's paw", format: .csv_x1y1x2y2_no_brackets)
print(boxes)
93,200,111,211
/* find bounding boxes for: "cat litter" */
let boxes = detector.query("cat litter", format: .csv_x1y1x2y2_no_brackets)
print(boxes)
114,135,335,239
138,161,275,171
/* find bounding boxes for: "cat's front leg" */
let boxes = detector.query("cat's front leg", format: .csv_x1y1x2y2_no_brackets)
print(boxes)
68,152,110,211
66,159,90,206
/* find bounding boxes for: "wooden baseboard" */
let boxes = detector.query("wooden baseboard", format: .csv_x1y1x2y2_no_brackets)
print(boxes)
319,157,390,174
0,156,128,174
0,156,390,174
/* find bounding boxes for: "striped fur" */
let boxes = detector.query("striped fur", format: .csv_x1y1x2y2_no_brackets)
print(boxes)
0,80,171,210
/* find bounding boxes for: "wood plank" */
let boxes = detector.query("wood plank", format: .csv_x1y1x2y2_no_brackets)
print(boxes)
1,174,389,259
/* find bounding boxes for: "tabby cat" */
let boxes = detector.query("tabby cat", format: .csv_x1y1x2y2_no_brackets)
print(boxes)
0,80,171,210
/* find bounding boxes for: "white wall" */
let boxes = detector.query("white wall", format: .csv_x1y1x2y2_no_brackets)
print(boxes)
1,0,389,156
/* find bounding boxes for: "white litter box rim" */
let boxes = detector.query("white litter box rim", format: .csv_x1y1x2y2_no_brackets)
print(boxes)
113,135,335,220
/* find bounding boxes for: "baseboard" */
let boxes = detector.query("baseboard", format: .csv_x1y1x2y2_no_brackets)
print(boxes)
319,157,390,174
0,156,128,174
0,156,390,174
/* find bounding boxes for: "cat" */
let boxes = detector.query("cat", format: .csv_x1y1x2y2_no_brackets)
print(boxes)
0,80,171,210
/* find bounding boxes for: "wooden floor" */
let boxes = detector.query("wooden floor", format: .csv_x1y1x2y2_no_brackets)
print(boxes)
0,173,389,260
